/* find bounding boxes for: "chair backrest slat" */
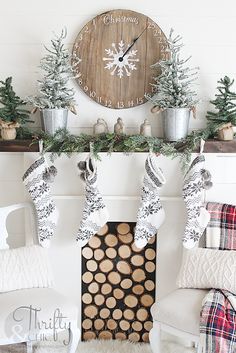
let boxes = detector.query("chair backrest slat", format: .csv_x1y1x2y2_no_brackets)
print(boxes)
0,202,38,249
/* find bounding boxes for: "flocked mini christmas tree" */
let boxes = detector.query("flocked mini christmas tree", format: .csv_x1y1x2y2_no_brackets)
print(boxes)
146,29,199,110
206,76,236,132
27,28,80,112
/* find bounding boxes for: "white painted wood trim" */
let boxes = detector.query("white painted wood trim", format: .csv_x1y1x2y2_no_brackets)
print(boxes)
154,320,199,344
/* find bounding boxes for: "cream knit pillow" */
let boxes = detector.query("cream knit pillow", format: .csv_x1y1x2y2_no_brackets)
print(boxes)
176,248,236,294
0,245,54,293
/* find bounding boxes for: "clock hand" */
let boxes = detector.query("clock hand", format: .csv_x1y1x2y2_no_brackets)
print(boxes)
118,25,148,62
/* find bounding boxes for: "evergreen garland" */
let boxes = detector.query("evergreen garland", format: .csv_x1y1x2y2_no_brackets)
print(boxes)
30,128,212,170
206,76,236,133
146,29,199,109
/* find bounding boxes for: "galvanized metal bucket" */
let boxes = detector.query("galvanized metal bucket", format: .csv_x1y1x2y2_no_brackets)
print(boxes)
41,108,68,135
162,108,190,141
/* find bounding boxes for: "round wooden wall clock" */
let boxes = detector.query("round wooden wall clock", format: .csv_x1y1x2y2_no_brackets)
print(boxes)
72,9,168,109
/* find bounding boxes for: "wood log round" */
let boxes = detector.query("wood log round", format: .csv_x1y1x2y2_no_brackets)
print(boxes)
145,248,156,260
94,294,105,306
106,296,117,308
112,309,123,320
116,261,131,275
131,243,142,252
99,331,113,340
94,249,105,261
99,259,114,273
82,318,93,330
97,224,109,235
123,309,135,320
113,288,124,300
88,282,99,294
120,278,132,290
117,223,130,235
88,236,101,249
145,261,156,273
82,272,93,284
84,305,98,319
132,269,146,282
94,318,105,330
82,247,93,259
148,235,156,244
144,280,155,291
86,259,98,272
132,284,144,295
82,293,93,305
106,247,117,259
105,234,118,247
108,271,121,285
131,255,144,266
142,332,149,342
101,283,112,295
115,332,126,340
136,308,148,321
107,319,117,330
132,321,143,332
140,294,154,307
124,295,138,308
144,321,153,331
128,332,140,342
118,245,131,259
95,273,106,284
118,233,133,244
119,320,130,331
99,308,110,319
83,331,96,341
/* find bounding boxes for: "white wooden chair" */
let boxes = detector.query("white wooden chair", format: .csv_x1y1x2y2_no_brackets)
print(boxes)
149,202,207,353
149,288,207,353
0,202,80,353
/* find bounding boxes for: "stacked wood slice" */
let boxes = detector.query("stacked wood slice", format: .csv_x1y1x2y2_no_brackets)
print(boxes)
81,222,156,342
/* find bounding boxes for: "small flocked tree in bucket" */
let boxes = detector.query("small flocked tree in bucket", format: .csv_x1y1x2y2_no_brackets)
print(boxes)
147,29,199,141
27,28,80,135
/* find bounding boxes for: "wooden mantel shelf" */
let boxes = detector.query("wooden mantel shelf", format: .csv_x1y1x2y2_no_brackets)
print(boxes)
0,140,39,152
0,139,236,153
202,140,236,153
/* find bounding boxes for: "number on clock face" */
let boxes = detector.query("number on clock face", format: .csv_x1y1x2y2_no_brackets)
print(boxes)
72,9,168,109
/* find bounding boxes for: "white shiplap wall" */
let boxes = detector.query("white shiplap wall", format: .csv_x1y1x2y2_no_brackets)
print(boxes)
0,0,236,134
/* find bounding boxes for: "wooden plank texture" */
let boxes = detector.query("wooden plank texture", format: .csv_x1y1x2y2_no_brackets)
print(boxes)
202,140,236,153
0,140,39,152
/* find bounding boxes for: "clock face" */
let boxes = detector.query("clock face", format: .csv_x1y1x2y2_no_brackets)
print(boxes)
72,9,168,109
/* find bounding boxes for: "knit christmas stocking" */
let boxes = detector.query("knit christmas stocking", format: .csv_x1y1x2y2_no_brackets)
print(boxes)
76,157,109,247
182,155,212,249
134,153,166,249
23,156,58,248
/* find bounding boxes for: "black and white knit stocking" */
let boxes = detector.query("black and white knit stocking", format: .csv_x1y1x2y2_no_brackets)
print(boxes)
134,153,166,249
182,155,212,249
76,157,109,247
23,156,58,248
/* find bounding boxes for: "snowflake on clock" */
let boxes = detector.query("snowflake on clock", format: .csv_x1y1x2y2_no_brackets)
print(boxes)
103,40,139,78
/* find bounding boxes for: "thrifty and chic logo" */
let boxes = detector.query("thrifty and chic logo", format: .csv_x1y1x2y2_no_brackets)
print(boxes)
5,305,71,345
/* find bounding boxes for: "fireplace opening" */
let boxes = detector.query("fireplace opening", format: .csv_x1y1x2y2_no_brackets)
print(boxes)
81,222,156,342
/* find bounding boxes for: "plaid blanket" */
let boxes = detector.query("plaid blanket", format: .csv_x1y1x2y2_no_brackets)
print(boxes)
199,202,236,353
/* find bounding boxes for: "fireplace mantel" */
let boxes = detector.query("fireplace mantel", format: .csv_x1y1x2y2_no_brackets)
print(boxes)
1,139,236,153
